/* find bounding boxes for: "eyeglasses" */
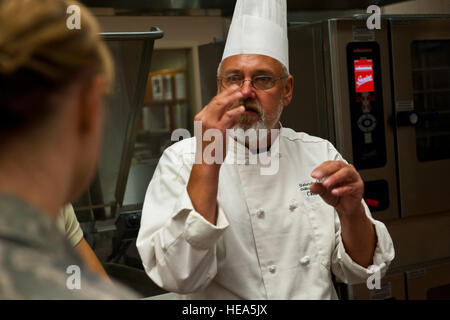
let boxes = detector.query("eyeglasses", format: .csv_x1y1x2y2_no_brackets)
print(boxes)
217,75,287,91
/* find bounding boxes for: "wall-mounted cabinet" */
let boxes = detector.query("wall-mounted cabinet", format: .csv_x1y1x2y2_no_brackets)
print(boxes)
123,59,194,207
142,69,189,133
130,68,189,171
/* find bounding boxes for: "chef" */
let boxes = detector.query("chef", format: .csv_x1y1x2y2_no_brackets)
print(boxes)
137,0,394,299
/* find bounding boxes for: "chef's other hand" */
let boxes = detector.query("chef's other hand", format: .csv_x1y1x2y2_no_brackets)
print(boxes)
194,84,245,164
309,161,364,217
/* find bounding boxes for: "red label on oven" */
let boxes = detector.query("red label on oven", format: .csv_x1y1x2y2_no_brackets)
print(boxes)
354,59,374,93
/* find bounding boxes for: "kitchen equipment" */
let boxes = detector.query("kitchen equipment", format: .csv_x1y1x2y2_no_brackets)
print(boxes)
284,15,450,221
73,28,163,221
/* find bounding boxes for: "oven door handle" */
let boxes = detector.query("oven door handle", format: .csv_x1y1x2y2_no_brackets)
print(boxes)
396,111,439,127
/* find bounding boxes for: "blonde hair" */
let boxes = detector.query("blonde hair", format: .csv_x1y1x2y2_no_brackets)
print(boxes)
0,0,113,86
0,0,113,134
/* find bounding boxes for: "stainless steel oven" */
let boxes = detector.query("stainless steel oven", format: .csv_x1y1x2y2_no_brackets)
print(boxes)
279,15,450,300
281,15,450,221
389,18,450,218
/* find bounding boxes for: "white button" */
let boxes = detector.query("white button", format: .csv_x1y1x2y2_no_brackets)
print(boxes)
269,265,276,273
289,199,298,211
299,256,310,265
268,153,281,159
257,209,265,218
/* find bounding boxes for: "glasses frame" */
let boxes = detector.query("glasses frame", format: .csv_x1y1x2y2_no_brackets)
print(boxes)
217,75,288,91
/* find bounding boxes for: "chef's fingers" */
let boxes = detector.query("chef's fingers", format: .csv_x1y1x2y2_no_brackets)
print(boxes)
331,185,359,197
309,182,328,196
209,85,244,117
218,106,245,130
321,166,358,190
217,83,242,98
311,161,347,180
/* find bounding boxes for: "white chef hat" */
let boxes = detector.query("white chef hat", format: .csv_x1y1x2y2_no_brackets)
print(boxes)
222,0,289,72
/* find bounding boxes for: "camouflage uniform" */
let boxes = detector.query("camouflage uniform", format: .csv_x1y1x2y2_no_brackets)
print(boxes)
0,193,139,299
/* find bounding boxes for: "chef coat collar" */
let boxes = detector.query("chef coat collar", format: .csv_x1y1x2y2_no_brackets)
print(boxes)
225,122,282,164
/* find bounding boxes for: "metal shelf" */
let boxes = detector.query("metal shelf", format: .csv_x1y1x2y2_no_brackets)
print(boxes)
101,27,164,40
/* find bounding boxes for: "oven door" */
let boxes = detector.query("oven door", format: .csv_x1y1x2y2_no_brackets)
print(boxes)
327,19,399,222
389,18,450,218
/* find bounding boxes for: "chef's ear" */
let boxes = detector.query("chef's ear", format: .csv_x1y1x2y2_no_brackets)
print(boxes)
283,75,294,106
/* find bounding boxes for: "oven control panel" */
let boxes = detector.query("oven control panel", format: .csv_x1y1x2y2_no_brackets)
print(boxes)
346,42,387,170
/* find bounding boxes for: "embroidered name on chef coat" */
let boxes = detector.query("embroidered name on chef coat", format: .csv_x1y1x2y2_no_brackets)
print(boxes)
298,182,319,198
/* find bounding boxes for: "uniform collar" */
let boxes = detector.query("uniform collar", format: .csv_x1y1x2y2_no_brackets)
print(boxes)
0,193,68,251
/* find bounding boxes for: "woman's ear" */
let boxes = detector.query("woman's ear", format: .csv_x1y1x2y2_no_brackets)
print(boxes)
78,75,106,134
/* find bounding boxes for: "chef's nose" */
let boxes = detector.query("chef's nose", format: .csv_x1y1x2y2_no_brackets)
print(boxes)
240,79,256,99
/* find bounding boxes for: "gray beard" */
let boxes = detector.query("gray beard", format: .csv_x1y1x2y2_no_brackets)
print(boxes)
230,100,283,149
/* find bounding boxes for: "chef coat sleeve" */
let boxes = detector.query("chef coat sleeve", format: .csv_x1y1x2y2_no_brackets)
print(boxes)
136,141,229,294
326,142,395,285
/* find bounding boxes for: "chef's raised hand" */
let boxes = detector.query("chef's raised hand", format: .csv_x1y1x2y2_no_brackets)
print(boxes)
188,85,246,224
195,85,246,132
193,84,246,164
309,161,365,217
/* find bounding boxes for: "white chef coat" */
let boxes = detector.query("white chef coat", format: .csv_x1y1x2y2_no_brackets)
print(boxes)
136,127,395,299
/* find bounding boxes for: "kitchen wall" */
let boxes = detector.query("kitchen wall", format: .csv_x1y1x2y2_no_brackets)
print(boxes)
97,15,228,115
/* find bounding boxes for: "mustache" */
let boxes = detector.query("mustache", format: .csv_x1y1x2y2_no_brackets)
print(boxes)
230,99,263,116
